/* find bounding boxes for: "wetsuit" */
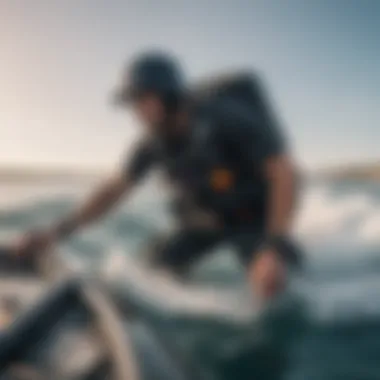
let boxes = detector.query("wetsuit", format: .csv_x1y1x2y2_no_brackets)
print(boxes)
125,95,300,275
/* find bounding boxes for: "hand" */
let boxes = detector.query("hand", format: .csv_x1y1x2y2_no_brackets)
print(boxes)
13,230,57,258
248,247,287,300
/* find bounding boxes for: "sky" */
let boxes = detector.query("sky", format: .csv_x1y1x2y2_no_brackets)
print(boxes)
0,0,379,170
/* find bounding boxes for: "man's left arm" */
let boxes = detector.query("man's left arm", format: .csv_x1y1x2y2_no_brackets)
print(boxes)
264,154,297,236
248,111,298,238
221,100,298,238
238,109,299,266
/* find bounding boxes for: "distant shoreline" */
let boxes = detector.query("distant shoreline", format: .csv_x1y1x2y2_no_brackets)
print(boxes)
1,161,380,183
0,166,108,183
314,162,380,182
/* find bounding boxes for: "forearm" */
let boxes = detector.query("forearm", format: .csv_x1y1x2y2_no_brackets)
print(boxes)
53,175,131,238
265,156,297,236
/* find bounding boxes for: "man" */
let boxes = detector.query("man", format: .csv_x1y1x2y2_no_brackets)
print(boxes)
15,51,301,301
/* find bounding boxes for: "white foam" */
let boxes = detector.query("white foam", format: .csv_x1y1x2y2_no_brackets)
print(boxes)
294,185,380,246
103,248,254,323
357,209,380,243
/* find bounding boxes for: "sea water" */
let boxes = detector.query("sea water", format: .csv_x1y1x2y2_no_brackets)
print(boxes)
1,177,380,380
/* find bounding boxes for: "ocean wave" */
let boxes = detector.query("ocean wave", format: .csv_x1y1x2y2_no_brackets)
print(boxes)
295,184,380,246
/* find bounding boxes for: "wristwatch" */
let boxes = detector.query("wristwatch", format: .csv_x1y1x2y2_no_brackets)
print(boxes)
266,235,302,267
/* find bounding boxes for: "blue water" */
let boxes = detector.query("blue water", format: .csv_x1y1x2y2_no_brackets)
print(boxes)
1,178,380,379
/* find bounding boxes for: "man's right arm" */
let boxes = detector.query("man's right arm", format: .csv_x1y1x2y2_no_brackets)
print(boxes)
52,173,133,239
52,139,157,239
16,140,156,254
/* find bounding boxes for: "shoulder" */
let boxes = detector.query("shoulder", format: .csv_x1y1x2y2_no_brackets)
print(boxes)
205,97,263,143
190,70,265,118
191,95,257,133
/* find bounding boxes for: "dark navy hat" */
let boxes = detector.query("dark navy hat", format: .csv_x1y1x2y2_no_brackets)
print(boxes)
114,51,186,105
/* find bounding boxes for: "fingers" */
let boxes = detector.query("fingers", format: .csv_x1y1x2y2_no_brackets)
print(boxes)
248,248,287,300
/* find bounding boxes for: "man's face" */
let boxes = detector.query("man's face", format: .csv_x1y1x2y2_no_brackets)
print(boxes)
132,92,166,132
